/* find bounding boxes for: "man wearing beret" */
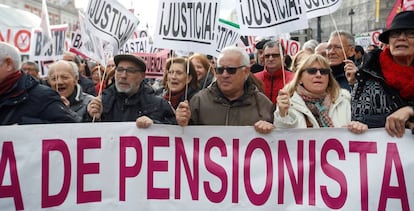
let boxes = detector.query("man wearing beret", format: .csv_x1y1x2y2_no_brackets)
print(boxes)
87,54,176,127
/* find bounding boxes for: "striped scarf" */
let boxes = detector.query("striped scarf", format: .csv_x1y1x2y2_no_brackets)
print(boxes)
297,85,334,128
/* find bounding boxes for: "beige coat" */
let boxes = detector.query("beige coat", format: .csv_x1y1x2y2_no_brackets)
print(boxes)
189,80,275,125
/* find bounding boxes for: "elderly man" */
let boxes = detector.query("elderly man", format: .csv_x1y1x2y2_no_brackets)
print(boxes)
254,40,294,104
175,46,275,134
48,60,94,122
87,54,176,126
326,30,358,91
62,51,97,96
0,42,79,125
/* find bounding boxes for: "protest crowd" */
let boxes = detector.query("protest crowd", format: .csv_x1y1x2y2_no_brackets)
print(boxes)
1,0,414,210
1,9,413,137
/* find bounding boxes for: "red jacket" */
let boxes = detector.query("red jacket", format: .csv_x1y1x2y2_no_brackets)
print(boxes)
254,68,294,104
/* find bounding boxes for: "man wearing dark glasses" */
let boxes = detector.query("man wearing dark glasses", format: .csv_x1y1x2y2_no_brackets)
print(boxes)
175,46,275,134
254,40,294,104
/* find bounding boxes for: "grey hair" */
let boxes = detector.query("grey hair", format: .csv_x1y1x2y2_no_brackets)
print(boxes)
263,40,285,55
0,42,21,70
302,39,319,51
217,46,250,67
48,60,79,78
329,30,355,46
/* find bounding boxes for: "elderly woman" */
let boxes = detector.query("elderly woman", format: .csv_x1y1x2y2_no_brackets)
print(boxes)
160,57,199,109
48,60,94,122
349,11,414,137
275,54,368,134
189,53,215,89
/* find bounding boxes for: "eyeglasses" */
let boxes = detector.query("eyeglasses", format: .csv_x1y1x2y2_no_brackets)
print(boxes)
215,65,245,74
264,53,281,59
304,68,331,75
389,29,414,38
115,67,142,74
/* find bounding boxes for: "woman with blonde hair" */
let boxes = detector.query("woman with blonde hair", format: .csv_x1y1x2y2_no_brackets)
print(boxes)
275,54,367,133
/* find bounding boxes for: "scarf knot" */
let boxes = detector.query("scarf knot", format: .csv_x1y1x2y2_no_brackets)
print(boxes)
297,85,334,128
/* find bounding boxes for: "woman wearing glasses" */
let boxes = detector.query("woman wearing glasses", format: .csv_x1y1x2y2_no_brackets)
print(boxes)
274,54,368,134
349,11,414,137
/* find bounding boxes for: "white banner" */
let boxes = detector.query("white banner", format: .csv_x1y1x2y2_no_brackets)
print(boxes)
0,27,32,54
119,37,149,54
355,30,383,50
153,0,221,55
1,124,414,210
214,19,241,56
85,0,139,58
280,38,301,56
30,24,68,61
236,0,308,36
303,0,342,19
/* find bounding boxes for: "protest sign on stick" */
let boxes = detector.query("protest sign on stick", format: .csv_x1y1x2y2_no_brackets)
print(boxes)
236,0,308,36
30,24,68,61
153,0,221,55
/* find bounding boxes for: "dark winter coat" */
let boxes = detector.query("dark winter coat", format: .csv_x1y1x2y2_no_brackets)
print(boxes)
0,72,79,125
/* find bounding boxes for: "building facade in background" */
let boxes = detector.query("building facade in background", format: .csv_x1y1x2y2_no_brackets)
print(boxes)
0,0,79,32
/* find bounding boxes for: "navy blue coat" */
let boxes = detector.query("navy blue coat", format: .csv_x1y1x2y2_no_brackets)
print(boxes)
0,72,80,125
99,83,176,124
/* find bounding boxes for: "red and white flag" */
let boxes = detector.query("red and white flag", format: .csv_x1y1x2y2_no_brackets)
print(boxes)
386,0,414,28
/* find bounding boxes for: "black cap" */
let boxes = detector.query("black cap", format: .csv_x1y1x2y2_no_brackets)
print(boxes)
114,54,146,72
255,39,271,50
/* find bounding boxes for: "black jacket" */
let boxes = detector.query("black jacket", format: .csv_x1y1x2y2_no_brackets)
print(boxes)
0,72,79,125
100,83,176,124
351,49,414,128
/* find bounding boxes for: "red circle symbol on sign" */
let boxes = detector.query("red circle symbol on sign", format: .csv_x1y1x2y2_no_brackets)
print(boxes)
372,31,381,45
14,29,31,53
289,42,299,56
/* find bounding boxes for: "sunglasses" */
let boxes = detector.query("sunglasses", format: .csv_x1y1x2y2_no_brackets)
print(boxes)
264,53,281,59
389,29,414,38
215,65,245,74
304,68,331,75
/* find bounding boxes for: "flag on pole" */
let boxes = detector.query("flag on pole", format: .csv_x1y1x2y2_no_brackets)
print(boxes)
40,0,52,41
386,0,402,28
40,0,52,55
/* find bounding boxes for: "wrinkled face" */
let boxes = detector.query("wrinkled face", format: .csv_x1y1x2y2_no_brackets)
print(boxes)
300,62,330,95
114,60,145,96
327,35,353,66
167,63,191,93
263,46,283,72
48,63,77,98
22,64,38,78
191,58,206,81
216,51,249,100
91,67,102,85
388,29,414,64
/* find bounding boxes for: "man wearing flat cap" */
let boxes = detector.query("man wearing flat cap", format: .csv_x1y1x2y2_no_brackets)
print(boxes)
87,54,176,127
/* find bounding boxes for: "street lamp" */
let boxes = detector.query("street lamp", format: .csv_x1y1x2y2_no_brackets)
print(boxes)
348,8,355,35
